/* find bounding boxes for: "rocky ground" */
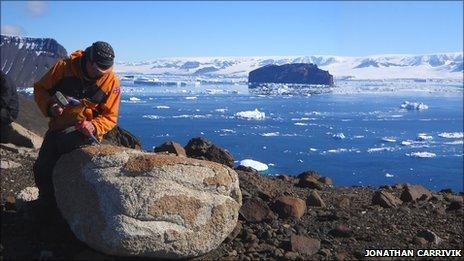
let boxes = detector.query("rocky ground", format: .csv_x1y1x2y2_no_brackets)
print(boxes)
1,142,463,260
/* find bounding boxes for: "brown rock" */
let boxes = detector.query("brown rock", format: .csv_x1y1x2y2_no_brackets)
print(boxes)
185,137,234,167
307,191,326,208
297,170,321,180
335,251,348,261
400,184,432,202
297,176,323,190
153,141,186,156
102,126,142,149
277,175,292,182
372,190,402,208
239,198,272,222
273,196,306,219
318,176,333,186
290,234,320,256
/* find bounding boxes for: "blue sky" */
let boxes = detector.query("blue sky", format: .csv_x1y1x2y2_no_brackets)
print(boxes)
1,1,463,61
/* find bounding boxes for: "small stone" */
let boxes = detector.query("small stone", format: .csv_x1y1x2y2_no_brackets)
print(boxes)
335,251,348,261
329,224,352,238
416,229,442,245
447,200,462,211
337,197,350,209
413,236,428,245
319,248,331,257
290,234,321,256
153,141,186,156
284,251,299,260
274,248,284,257
307,190,326,208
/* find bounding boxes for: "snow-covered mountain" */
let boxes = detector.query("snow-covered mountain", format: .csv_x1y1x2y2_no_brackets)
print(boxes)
1,35,67,87
115,53,463,80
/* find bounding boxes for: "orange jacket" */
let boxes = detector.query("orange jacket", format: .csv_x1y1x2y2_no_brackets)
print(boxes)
34,50,121,141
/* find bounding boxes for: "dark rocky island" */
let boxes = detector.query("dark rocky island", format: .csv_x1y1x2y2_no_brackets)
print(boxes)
248,63,334,87
0,35,67,87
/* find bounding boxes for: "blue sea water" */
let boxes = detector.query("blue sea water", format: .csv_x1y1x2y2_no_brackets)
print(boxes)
118,82,463,192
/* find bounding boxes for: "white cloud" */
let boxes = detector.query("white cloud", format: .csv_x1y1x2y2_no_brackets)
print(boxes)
1,25,24,36
26,1,47,17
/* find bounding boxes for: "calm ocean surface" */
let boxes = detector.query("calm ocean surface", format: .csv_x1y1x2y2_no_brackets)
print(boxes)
118,82,463,192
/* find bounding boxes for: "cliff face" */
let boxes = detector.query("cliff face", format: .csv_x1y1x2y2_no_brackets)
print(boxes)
248,63,334,86
0,35,67,87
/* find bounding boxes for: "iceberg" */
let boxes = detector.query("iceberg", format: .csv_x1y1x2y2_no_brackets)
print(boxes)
385,173,394,178
235,109,266,120
239,159,268,171
401,140,413,146
400,101,429,110
438,132,464,139
155,105,170,109
129,97,141,101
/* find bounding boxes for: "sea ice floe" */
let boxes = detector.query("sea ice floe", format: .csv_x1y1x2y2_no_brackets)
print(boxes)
155,105,170,109
294,122,308,126
239,159,268,171
309,148,318,152
385,173,394,178
129,97,141,101
260,132,280,137
400,101,429,110
401,140,413,146
332,133,346,139
215,108,228,113
438,132,464,139
417,133,433,141
172,114,212,119
444,140,464,145
326,148,348,153
367,147,395,153
142,115,161,119
185,96,197,100
235,109,266,120
407,152,437,158
381,137,396,142
354,135,365,139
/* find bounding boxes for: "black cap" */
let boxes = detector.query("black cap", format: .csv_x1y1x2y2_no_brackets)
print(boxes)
87,41,114,70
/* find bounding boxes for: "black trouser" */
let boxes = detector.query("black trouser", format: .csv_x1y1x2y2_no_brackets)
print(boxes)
33,129,93,206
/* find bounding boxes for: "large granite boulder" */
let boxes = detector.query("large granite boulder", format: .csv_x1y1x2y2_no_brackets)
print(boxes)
248,63,334,86
184,137,234,167
53,145,242,258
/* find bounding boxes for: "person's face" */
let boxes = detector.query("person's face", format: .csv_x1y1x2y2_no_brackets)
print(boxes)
86,60,111,79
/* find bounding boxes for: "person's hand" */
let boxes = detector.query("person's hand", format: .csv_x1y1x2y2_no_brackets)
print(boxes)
49,103,63,117
75,120,96,137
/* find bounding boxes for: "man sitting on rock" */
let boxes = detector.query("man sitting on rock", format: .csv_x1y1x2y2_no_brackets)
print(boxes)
33,41,121,223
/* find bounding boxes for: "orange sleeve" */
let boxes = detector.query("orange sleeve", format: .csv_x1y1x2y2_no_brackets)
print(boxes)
91,77,121,140
33,60,67,117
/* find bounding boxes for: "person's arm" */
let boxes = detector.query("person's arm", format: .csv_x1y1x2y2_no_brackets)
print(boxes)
91,77,121,140
33,60,66,117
